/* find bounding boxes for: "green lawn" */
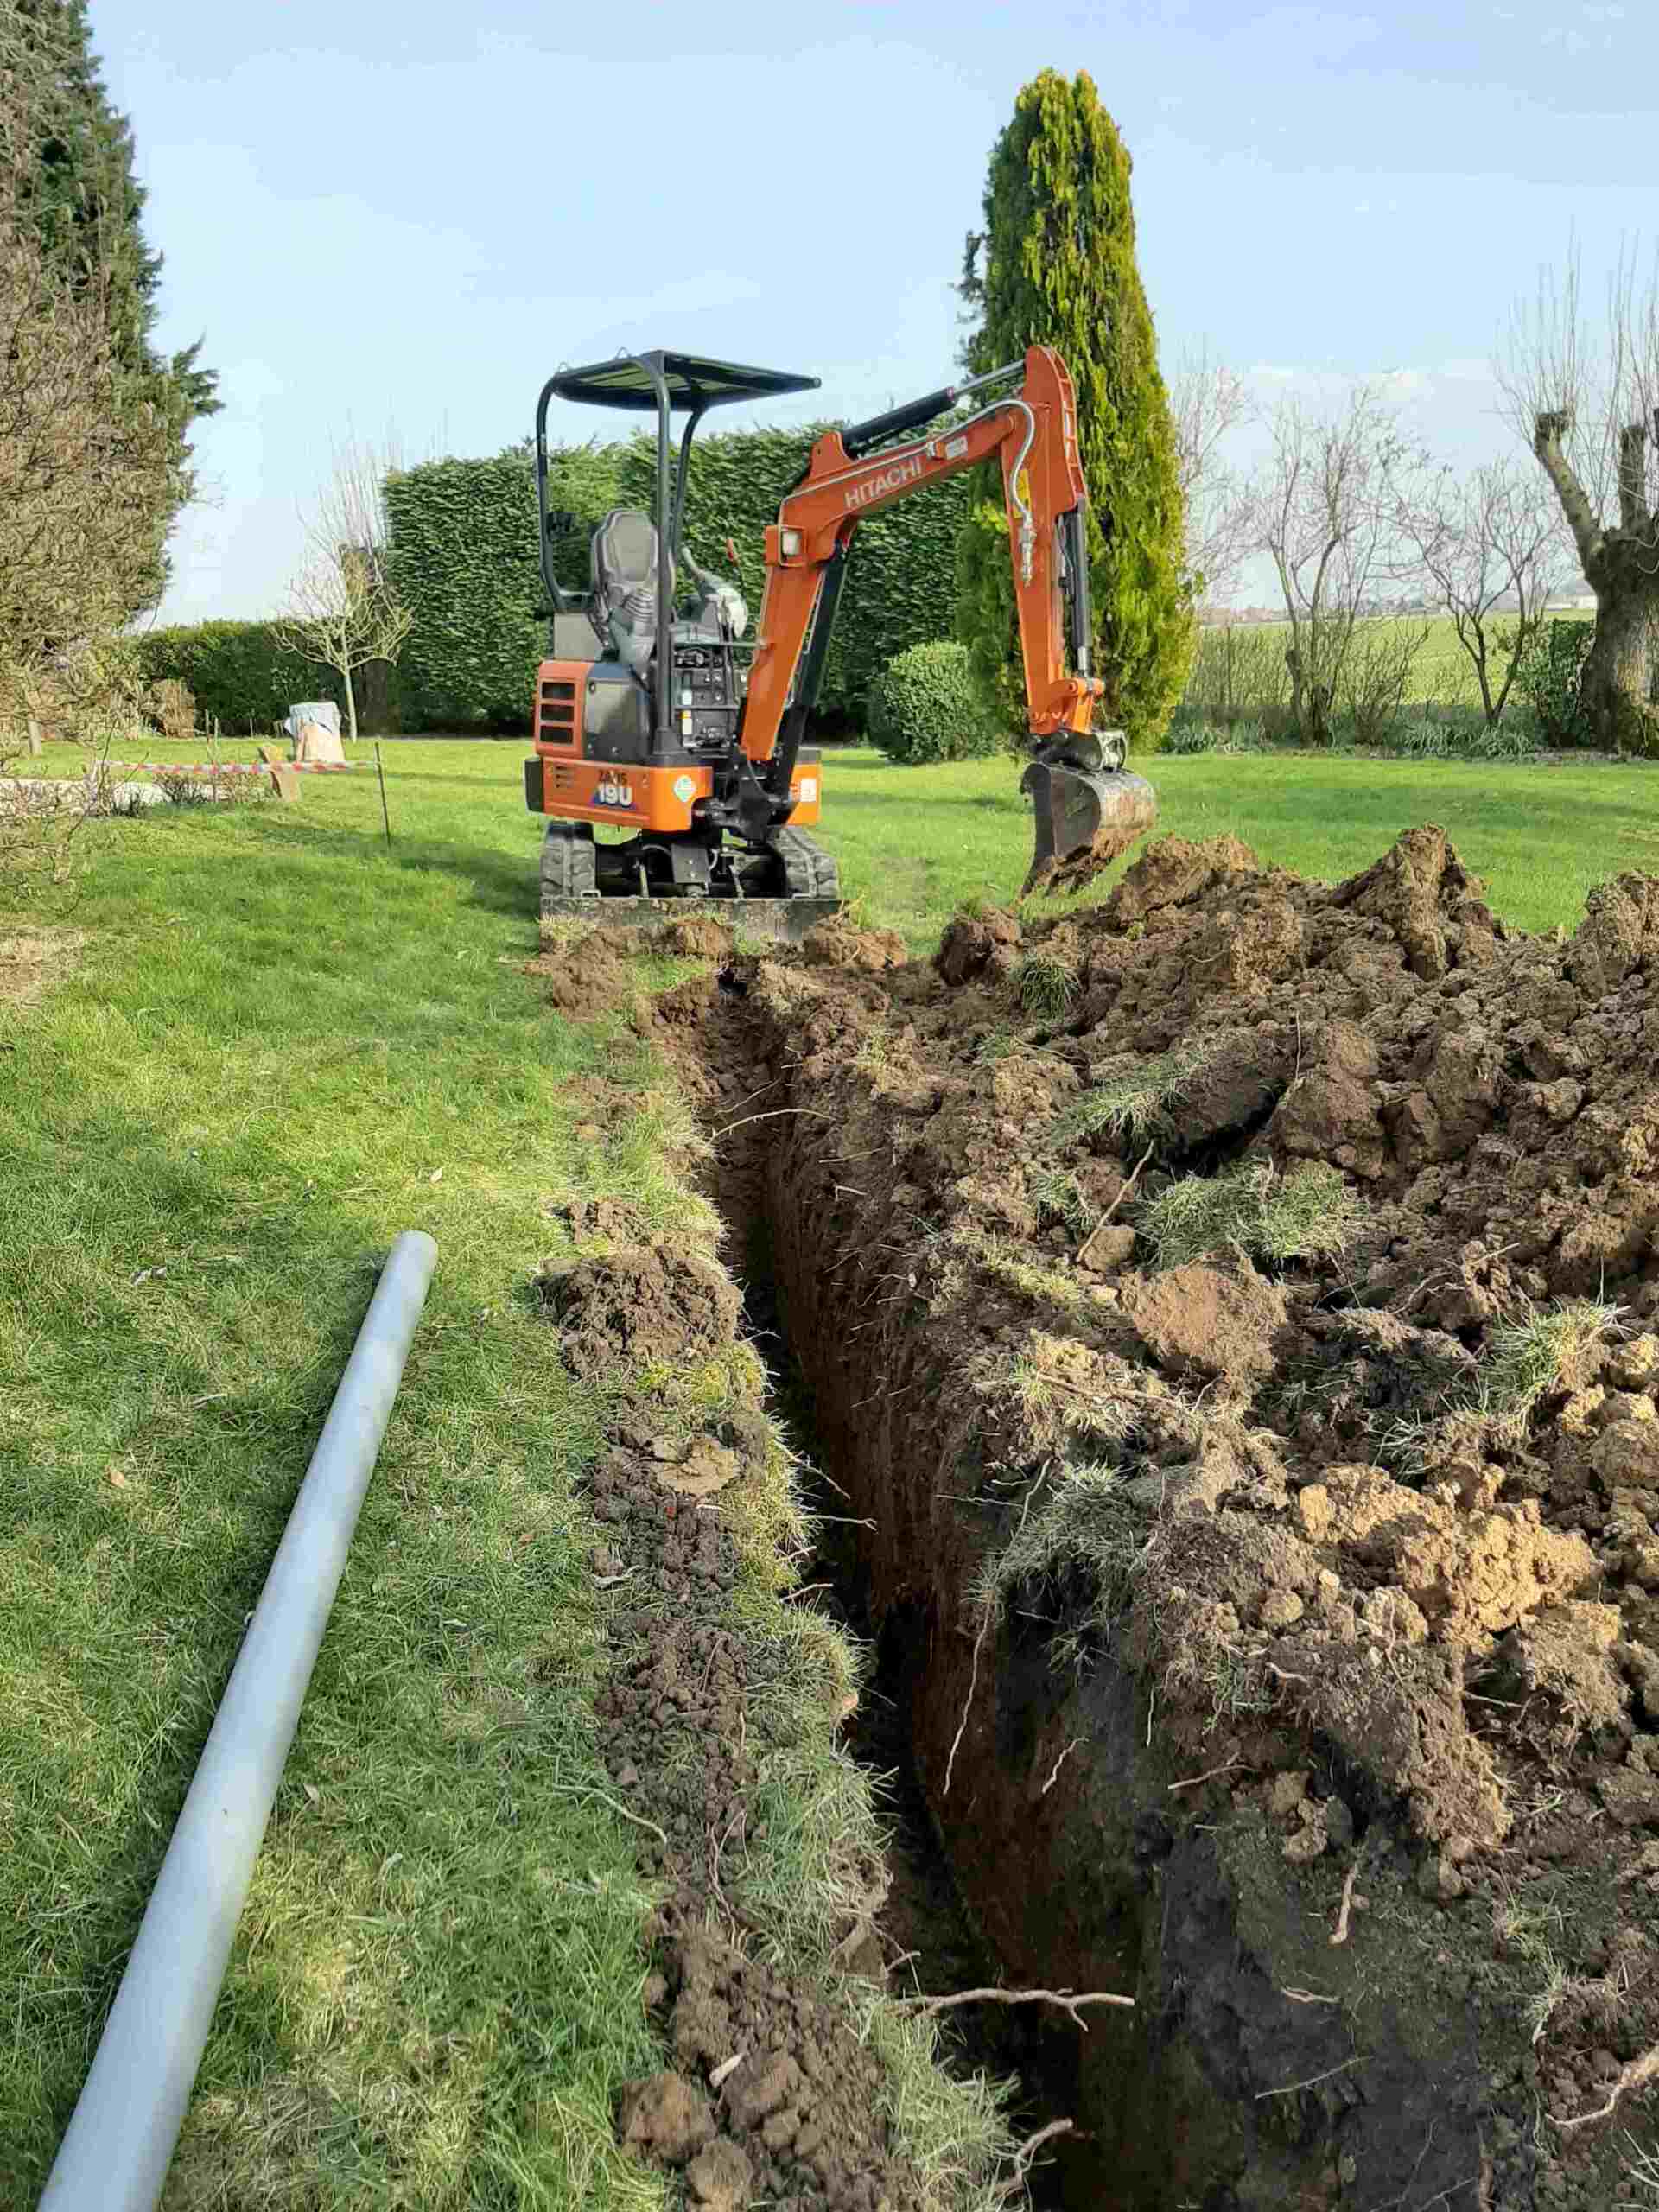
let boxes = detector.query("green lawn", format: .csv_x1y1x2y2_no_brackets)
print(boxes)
3,733,1654,2201
2,744,702,2206
817,741,1658,944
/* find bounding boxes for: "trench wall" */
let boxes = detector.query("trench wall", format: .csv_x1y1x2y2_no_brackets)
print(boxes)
748,1040,1489,2212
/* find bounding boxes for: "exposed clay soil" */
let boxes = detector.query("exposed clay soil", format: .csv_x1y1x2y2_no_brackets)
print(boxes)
635,827,1659,2209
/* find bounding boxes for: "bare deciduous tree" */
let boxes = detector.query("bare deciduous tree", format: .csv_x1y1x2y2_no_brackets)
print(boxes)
0,22,177,895
1250,384,1421,744
1395,458,1566,727
1498,243,1659,751
274,434,412,741
1169,343,1255,607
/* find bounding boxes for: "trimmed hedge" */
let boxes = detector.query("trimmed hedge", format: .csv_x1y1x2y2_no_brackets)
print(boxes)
378,422,974,733
133,622,342,734
382,454,541,730
378,443,624,729
616,423,974,724
868,640,1007,762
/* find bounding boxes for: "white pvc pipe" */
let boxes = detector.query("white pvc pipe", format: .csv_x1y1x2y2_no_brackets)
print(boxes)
40,1230,439,2212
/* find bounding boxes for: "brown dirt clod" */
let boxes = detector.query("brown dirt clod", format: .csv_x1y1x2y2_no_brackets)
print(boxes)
539,1243,741,1376
616,2070,715,2164
1123,1260,1294,1389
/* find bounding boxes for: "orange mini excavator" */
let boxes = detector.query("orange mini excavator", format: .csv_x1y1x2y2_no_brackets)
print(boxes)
525,343,1157,937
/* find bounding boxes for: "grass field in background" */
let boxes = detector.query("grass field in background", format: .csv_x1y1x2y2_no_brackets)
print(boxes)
1194,608,1592,711
1408,609,1591,707
818,741,1657,945
22,729,1656,950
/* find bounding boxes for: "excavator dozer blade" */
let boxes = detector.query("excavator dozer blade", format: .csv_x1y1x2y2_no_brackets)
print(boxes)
539,893,840,946
1019,757,1159,900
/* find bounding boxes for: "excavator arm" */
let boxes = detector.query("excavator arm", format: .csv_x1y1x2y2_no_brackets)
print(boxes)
736,344,1158,894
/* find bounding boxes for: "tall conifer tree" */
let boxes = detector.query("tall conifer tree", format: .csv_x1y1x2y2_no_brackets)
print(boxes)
956,70,1192,746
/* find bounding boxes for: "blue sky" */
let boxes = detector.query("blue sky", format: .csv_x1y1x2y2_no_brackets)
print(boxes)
93,0,1659,624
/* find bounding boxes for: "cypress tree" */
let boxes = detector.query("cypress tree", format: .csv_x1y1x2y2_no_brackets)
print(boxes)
7,0,217,607
956,69,1193,747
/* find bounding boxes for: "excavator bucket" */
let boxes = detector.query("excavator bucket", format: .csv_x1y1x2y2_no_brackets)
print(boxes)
1020,741,1159,900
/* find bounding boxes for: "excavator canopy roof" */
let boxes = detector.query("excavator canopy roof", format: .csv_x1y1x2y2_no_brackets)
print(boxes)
547,350,819,413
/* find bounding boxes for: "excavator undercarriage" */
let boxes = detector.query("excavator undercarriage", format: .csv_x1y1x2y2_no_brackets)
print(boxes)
525,344,1156,934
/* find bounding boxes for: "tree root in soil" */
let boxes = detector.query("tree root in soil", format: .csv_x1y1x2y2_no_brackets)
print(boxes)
903,1985,1135,2027
1556,2040,1659,2133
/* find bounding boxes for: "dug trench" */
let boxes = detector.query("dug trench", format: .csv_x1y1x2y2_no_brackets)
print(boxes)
594,827,1659,2212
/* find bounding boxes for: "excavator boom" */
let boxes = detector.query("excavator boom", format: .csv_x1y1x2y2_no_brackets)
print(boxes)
735,344,1157,894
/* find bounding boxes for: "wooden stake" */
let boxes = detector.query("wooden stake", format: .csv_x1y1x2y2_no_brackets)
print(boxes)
375,741,392,847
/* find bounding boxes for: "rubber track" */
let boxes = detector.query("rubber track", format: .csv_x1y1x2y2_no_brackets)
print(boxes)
540,821,597,900
770,828,841,899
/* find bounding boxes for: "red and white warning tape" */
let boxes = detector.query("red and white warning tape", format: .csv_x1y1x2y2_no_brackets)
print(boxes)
104,760,358,775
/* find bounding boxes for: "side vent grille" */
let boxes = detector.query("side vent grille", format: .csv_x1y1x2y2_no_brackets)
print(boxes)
538,677,577,744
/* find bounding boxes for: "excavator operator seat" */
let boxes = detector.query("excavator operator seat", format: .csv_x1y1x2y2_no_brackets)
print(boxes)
590,507,670,677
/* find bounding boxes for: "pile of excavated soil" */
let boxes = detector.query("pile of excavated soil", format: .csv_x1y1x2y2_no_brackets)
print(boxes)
529,912,743,1017
647,827,1659,2209
543,1241,936,2209
587,1434,915,2211
538,1243,742,1376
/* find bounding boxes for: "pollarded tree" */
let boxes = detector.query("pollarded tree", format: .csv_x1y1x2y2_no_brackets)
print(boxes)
956,69,1193,747
1498,245,1659,753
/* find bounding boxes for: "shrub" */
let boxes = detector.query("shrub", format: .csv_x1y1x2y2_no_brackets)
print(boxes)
1512,619,1595,747
1371,713,1543,763
868,640,1006,763
134,622,342,734
150,766,272,810
1338,618,1427,746
1182,623,1293,721
1391,715,1451,760
1164,716,1274,757
1164,719,1219,755
1226,719,1271,753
